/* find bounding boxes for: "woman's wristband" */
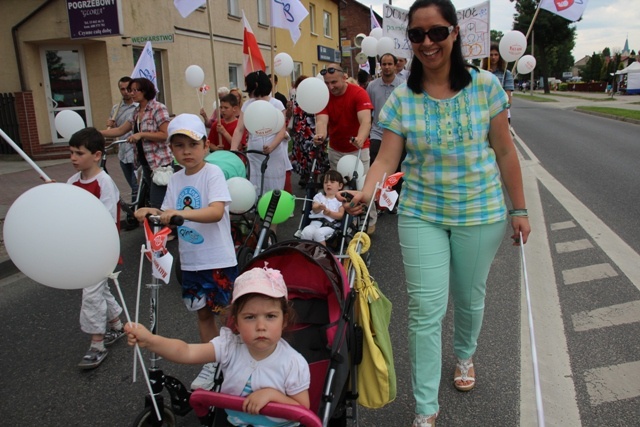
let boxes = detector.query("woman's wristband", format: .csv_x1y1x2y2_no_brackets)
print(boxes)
509,209,528,217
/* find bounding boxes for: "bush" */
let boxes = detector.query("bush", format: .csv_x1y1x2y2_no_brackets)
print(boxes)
559,83,568,91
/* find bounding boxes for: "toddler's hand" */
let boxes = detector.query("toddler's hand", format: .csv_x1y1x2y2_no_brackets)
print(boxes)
242,389,273,414
124,322,151,348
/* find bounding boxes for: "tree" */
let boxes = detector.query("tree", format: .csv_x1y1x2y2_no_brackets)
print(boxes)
580,52,603,82
509,0,576,93
490,30,504,43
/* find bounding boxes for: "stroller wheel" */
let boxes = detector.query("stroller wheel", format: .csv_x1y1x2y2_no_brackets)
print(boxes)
132,405,177,427
237,246,254,272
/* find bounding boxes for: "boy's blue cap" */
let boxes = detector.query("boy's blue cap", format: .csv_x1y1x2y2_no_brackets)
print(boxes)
168,113,206,141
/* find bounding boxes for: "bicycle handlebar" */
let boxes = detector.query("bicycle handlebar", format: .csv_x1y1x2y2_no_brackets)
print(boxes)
104,139,128,152
147,214,184,226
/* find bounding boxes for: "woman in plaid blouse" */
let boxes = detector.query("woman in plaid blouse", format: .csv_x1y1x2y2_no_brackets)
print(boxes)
102,77,172,208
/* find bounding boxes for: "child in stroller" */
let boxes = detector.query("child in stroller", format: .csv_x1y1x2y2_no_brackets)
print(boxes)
190,240,358,427
300,169,345,246
125,266,311,426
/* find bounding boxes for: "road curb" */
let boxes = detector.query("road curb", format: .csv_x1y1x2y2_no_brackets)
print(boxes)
0,257,18,281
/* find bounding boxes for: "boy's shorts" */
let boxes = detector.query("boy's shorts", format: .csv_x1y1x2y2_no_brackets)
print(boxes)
180,266,238,313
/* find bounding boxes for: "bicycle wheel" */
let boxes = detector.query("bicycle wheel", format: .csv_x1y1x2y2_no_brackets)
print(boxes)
132,405,176,427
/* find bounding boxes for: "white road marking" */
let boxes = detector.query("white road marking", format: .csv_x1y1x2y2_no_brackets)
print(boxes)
562,263,618,285
513,124,640,421
514,132,640,293
584,361,640,405
555,239,593,253
572,300,640,332
550,221,576,231
518,156,581,427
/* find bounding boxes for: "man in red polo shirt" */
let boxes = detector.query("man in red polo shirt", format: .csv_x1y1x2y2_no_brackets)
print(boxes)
314,63,375,234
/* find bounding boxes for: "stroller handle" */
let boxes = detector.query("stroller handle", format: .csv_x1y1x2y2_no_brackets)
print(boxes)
190,390,322,427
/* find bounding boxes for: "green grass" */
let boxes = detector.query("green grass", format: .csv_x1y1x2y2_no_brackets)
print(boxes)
512,92,557,102
576,106,640,120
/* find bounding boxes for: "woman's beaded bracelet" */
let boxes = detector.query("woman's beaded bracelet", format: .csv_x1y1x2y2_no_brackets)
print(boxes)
509,209,528,217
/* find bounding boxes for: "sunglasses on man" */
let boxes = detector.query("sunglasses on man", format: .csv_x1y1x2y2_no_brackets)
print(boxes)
320,67,344,76
407,25,454,44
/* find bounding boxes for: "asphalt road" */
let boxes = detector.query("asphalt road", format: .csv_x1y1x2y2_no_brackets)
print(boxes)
2,97,639,426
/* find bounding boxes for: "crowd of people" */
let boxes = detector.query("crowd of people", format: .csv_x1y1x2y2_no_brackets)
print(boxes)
66,1,530,424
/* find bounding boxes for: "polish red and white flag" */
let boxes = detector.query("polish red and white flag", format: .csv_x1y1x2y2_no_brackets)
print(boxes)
242,10,266,76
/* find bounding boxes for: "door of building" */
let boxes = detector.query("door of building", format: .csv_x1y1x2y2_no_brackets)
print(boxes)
40,47,92,143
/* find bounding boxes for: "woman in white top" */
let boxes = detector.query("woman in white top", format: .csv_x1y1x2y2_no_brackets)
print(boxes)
231,71,291,196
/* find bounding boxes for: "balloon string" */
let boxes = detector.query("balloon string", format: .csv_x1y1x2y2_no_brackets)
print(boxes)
108,271,162,421
133,244,146,382
0,128,52,182
520,232,546,427
197,88,204,109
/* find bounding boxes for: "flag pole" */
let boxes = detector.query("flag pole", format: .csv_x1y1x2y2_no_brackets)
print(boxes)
248,47,255,73
270,27,276,89
206,0,223,147
511,3,542,75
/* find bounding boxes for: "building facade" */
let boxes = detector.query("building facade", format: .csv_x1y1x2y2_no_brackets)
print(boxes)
2,0,339,158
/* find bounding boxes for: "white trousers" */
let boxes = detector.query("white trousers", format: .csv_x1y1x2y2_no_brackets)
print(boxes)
80,278,123,335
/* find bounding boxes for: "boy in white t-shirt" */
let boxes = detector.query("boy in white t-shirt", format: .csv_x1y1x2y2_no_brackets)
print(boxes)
300,170,345,245
135,114,237,391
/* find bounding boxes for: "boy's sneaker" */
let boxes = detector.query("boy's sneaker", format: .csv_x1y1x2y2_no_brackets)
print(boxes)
78,347,108,370
104,328,126,347
191,362,219,390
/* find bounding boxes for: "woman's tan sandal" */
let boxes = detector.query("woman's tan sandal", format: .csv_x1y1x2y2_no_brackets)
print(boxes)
454,358,476,392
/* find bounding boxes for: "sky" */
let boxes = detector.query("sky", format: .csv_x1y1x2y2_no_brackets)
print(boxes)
365,0,639,61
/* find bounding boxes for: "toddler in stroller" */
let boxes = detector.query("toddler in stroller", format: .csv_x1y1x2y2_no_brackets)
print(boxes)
300,169,345,246
125,266,312,426
190,240,359,427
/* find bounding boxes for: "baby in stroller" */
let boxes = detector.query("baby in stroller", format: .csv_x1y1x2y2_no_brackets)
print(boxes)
300,169,345,246
124,267,311,426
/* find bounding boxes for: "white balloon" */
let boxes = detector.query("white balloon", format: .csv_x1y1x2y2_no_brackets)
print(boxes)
244,100,283,136
369,27,383,40
4,183,120,290
337,155,364,181
54,110,85,139
316,73,324,80
296,77,330,114
356,173,366,191
360,36,378,57
185,65,205,88
499,31,527,62
274,108,285,135
376,37,395,57
274,53,294,77
517,55,537,75
227,177,257,214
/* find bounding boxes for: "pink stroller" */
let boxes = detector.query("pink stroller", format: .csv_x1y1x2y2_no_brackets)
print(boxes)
190,240,361,426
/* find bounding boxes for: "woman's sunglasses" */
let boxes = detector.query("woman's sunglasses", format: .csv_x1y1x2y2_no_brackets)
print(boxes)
407,25,454,44
320,67,344,76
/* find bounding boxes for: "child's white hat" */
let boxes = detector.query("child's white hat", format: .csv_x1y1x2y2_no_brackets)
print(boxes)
168,113,206,141
232,267,288,303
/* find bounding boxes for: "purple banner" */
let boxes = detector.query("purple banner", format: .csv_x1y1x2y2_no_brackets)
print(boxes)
67,0,122,39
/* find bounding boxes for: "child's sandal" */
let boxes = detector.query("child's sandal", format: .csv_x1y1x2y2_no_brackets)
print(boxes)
453,358,475,392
